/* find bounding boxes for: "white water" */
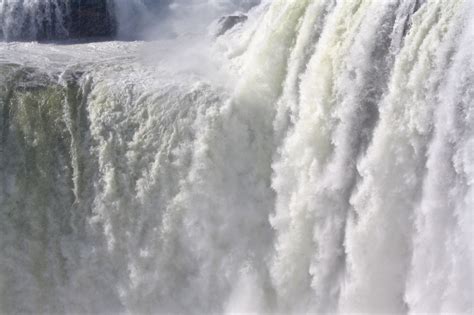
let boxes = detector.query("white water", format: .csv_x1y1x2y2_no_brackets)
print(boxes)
0,0,261,40
0,0,71,40
0,0,473,314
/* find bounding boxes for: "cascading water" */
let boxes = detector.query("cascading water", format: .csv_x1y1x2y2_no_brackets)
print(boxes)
0,0,472,314
0,0,117,41
0,0,70,40
0,0,260,41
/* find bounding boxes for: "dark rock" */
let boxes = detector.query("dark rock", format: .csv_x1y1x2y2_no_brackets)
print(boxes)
215,14,248,37
67,0,117,39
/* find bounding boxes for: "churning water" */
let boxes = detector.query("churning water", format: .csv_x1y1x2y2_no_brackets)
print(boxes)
0,0,473,314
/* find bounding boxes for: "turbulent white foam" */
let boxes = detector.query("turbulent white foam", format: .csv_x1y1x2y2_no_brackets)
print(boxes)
0,0,473,314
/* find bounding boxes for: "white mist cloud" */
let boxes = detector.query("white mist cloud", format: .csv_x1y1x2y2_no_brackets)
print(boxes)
114,0,261,40
129,0,264,88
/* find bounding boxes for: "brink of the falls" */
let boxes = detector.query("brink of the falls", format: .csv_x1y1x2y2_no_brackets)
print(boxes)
0,0,473,314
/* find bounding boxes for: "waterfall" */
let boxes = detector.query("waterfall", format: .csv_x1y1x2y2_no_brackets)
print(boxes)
0,0,472,314
0,0,260,41
0,0,71,40
0,0,116,41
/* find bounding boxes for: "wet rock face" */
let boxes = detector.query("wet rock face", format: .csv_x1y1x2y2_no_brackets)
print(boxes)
67,0,116,39
215,14,248,37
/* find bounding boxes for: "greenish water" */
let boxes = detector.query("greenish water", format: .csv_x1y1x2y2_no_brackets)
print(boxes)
0,1,473,314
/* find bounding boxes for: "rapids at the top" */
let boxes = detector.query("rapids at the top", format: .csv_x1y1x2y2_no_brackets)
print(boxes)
0,0,473,314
